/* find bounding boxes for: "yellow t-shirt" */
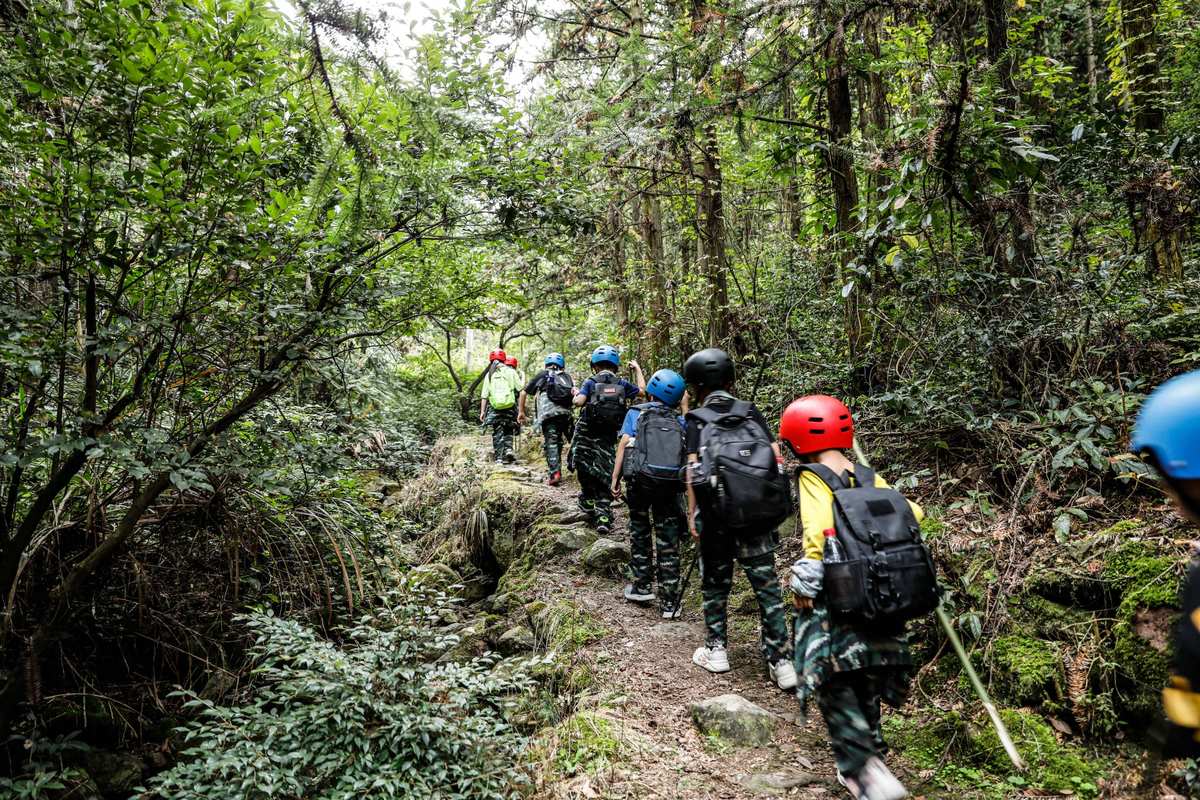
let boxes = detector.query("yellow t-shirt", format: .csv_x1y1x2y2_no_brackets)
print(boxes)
797,468,924,560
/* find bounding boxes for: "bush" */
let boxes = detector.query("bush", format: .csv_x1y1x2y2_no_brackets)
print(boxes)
147,589,536,799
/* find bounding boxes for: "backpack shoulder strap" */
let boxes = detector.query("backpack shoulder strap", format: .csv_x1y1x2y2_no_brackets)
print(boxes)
850,465,876,488
796,463,848,491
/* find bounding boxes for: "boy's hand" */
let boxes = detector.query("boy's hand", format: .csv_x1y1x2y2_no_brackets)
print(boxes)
793,595,814,611
517,412,526,424
628,359,640,371
479,412,486,423
611,481,622,500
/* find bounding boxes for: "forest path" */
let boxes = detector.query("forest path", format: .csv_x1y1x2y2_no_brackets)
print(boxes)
486,434,875,800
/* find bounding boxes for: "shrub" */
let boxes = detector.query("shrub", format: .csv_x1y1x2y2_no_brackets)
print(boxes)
147,590,536,799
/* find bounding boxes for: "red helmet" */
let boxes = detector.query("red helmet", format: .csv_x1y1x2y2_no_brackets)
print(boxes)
779,395,854,455
505,356,518,368
488,348,507,363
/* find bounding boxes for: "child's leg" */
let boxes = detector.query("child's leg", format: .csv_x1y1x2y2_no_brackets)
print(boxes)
740,552,789,666
652,495,683,605
627,495,654,593
700,538,734,648
855,672,887,756
543,417,564,473
816,673,878,778
490,416,504,460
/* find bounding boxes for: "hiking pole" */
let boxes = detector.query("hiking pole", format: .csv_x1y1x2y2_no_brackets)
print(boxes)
851,437,1027,772
671,548,698,620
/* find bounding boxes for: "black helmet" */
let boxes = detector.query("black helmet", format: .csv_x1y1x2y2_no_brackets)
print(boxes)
683,348,734,389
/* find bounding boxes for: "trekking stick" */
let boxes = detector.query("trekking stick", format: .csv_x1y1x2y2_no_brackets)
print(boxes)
672,551,697,620
851,437,1027,773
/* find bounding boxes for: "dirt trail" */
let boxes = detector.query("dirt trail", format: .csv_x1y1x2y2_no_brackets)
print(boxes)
489,438,856,800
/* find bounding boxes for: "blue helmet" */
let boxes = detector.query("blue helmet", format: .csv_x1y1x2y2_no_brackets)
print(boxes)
1132,370,1200,479
646,369,686,406
545,352,565,369
590,345,620,368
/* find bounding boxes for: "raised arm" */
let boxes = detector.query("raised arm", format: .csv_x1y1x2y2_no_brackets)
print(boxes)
629,360,647,394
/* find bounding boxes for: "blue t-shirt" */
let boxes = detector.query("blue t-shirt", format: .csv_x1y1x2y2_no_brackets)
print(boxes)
620,401,686,438
578,374,641,400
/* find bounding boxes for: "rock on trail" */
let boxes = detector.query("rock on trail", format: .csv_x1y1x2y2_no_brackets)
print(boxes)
690,693,778,747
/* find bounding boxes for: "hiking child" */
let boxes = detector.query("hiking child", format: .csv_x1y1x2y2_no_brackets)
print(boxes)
1131,370,1200,759
569,345,645,535
682,348,796,691
780,394,925,800
518,352,575,486
478,348,521,464
611,369,687,617
506,355,524,441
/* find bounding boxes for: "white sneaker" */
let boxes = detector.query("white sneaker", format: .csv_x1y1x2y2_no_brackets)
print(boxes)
692,645,730,673
768,659,797,690
854,757,907,800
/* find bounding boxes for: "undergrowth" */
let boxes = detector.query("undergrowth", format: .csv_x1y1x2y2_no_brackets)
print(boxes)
146,586,536,799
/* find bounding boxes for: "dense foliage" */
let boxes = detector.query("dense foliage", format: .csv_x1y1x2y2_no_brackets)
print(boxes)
148,592,534,800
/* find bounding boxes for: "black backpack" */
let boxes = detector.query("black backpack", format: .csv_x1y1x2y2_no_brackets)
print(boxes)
586,371,627,432
544,368,574,407
798,464,939,625
687,399,793,533
622,403,685,486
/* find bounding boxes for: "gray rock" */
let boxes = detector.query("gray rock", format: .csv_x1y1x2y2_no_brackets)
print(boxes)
85,750,144,795
408,563,460,594
690,694,776,747
737,770,821,795
485,592,515,615
439,618,489,662
496,625,535,655
581,537,630,576
557,509,592,525
552,525,597,554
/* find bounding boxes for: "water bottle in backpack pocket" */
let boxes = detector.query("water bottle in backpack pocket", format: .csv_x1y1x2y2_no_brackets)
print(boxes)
799,464,939,625
687,400,793,534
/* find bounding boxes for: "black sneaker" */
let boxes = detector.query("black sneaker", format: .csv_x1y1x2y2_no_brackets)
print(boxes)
577,496,593,514
661,602,679,619
595,517,611,535
624,584,655,603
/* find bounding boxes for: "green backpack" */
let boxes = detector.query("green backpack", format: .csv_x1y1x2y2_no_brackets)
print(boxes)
485,365,519,410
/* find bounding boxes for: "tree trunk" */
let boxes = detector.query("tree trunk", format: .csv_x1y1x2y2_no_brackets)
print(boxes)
1084,0,1099,109
697,124,729,346
1120,0,1164,132
638,181,669,362
824,16,866,373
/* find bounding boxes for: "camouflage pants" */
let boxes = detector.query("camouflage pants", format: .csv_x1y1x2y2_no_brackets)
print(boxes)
577,469,612,527
572,428,616,527
626,481,682,602
816,671,888,776
540,414,571,473
487,407,518,460
699,542,789,664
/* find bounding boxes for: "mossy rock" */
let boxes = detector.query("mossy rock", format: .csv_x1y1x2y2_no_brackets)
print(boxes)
991,633,1064,707
1101,540,1181,722
886,708,1103,796
1007,594,1092,642
972,709,1101,794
